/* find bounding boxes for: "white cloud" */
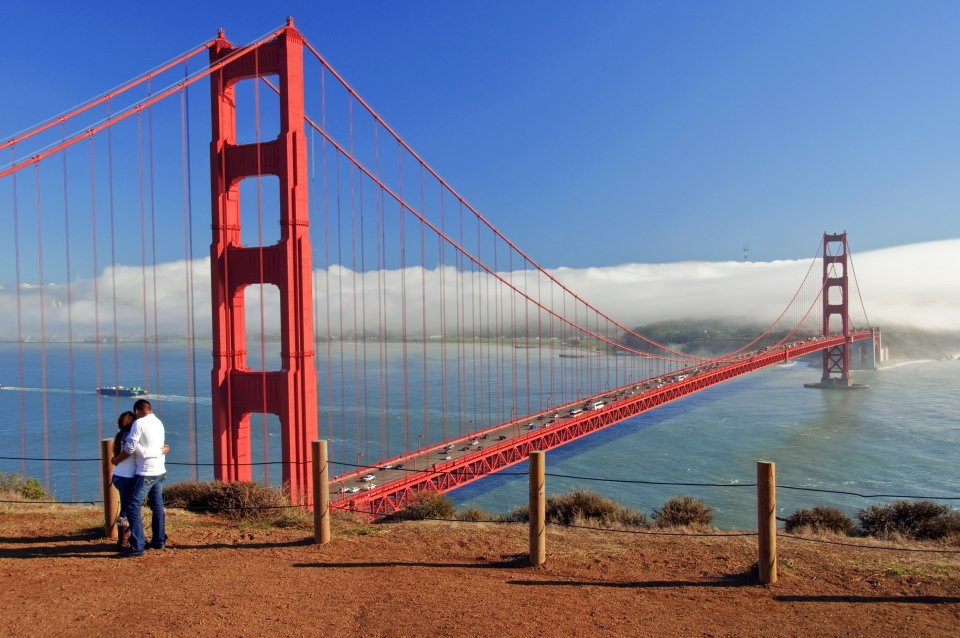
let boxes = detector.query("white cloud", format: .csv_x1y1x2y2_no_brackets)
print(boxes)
1,238,957,340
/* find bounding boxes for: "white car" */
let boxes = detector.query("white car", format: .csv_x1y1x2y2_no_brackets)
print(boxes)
363,483,377,490
361,474,376,482
379,464,394,470
346,486,360,493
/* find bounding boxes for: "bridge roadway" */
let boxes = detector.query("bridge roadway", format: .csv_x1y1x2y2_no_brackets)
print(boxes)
330,331,872,517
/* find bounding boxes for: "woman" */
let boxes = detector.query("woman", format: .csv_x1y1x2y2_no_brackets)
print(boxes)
110,411,137,549
110,411,171,551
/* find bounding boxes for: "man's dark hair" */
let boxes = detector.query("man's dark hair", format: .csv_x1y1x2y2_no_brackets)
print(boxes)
133,399,152,413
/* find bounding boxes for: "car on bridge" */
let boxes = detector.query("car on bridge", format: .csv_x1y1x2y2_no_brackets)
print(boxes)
360,474,376,482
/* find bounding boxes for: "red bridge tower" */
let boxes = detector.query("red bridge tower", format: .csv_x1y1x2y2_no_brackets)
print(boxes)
209,21,318,505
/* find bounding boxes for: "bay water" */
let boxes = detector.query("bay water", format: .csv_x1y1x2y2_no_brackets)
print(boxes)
1,342,957,529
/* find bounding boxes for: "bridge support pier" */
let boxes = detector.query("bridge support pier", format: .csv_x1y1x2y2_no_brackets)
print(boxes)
209,21,319,506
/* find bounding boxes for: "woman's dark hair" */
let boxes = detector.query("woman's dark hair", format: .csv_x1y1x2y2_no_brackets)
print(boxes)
112,411,136,457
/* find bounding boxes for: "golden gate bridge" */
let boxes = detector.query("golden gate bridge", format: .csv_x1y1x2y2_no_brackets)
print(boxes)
0,19,874,513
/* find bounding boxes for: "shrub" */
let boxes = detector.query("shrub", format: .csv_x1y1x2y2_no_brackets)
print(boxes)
857,500,955,541
399,493,456,520
546,490,647,528
653,496,714,528
163,481,290,521
456,506,493,522
0,471,50,501
784,506,854,534
498,505,529,523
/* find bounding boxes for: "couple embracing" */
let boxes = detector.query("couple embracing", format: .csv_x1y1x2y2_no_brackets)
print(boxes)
110,399,168,558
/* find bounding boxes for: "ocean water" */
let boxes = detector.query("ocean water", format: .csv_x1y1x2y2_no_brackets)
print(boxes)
1,343,957,529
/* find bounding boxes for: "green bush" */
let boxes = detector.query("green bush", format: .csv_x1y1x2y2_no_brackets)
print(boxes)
163,480,290,521
653,496,714,528
0,471,50,501
399,493,456,520
784,506,854,534
857,500,956,541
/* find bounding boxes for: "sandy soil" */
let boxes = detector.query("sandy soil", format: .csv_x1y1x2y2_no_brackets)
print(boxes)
1,505,958,637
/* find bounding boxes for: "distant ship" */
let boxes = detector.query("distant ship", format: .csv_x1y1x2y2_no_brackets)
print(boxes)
97,385,147,397
558,354,585,359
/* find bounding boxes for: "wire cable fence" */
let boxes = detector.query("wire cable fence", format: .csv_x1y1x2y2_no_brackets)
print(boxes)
3,454,960,501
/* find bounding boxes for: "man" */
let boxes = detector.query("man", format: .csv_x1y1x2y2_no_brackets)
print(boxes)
117,398,167,557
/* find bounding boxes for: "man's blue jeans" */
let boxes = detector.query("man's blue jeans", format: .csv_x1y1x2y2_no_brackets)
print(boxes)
127,473,166,552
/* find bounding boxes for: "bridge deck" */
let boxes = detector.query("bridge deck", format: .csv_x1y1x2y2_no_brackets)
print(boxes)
331,332,872,516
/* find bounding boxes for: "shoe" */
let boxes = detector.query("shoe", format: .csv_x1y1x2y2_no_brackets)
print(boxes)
148,544,165,550
117,549,145,559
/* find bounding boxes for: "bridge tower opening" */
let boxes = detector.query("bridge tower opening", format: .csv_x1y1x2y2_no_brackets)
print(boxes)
209,20,318,506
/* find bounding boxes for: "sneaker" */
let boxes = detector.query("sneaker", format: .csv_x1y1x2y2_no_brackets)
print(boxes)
117,548,145,559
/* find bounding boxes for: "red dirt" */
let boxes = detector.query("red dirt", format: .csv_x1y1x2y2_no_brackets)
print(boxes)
1,506,958,637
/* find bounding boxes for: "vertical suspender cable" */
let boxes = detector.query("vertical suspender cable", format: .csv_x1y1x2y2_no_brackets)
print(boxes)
358,162,370,461
419,164,428,447
349,99,362,463
34,163,50,491
179,84,197,480
137,112,151,391
321,69,335,458
398,145,409,453
10,148,27,476
335,153,347,464
59,123,78,500
146,81,161,407
438,187,448,441
374,124,388,458
87,139,103,443
106,99,120,413
183,69,200,477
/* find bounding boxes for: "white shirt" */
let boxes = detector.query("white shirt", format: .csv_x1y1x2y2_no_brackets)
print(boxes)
123,412,166,476
113,440,137,479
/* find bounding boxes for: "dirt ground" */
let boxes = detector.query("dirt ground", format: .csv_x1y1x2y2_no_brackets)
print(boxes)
1,505,958,637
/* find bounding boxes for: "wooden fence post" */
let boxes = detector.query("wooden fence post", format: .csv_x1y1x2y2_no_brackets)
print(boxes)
100,439,118,540
757,460,777,585
313,440,330,544
529,451,546,566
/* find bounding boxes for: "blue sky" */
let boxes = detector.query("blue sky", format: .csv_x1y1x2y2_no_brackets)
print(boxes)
2,0,958,267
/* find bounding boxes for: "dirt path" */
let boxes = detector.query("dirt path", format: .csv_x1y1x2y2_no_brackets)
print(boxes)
1,507,958,637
